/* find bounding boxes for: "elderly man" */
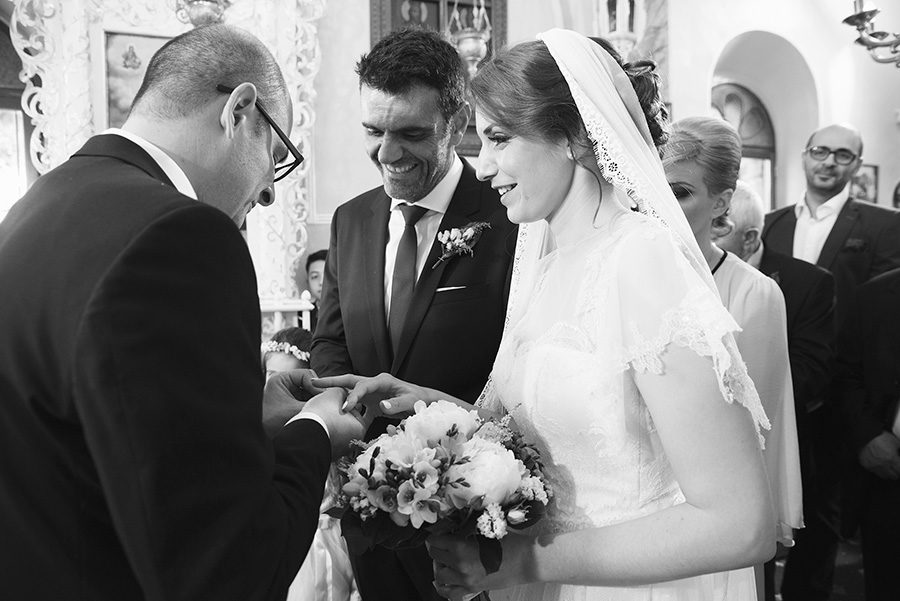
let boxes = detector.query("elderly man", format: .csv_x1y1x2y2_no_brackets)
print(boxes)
0,25,367,601
763,124,900,601
311,28,516,601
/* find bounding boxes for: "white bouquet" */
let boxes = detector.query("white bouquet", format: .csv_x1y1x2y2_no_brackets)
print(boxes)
338,400,550,573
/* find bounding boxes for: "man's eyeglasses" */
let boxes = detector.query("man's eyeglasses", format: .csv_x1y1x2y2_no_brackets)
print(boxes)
216,84,304,182
805,145,858,166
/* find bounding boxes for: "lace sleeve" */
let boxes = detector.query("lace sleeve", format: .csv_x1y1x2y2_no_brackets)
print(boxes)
600,219,771,443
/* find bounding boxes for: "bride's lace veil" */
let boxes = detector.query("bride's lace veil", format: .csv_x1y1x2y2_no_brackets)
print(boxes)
476,29,767,437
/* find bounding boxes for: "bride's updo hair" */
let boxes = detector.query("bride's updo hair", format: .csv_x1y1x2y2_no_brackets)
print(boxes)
588,37,669,149
470,36,668,169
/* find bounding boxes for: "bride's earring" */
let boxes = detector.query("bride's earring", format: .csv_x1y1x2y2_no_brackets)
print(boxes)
565,145,575,160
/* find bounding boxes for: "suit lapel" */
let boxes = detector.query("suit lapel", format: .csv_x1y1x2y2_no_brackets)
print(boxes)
764,208,797,256
391,161,482,372
364,192,393,371
817,200,859,270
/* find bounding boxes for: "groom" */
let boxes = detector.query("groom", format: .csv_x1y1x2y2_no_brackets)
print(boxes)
311,28,517,601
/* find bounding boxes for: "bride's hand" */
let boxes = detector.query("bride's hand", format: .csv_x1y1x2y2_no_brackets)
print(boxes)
427,532,534,599
311,373,431,416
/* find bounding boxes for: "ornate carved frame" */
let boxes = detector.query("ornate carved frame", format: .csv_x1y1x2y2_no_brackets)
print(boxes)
10,0,326,337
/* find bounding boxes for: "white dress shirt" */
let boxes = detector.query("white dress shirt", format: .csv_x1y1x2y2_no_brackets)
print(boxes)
383,155,464,320
792,186,850,264
103,128,198,200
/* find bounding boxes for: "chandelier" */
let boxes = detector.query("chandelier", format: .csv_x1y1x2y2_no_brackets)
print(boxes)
445,0,492,79
174,0,232,27
843,1,900,68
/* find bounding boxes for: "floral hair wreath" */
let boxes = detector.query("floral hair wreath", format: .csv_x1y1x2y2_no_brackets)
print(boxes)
260,340,310,363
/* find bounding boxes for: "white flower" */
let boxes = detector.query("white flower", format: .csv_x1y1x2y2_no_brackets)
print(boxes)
450,228,461,241
396,480,443,529
377,429,421,471
463,227,475,239
445,436,525,510
506,508,527,525
476,503,508,539
366,485,400,513
403,400,480,446
518,475,550,504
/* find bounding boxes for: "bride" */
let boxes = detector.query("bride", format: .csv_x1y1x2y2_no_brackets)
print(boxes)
320,28,775,600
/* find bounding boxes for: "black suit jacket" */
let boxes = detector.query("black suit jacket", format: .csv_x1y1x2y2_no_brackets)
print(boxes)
759,246,835,417
0,135,332,600
763,198,900,325
311,159,516,600
835,268,900,529
312,159,516,401
837,269,900,454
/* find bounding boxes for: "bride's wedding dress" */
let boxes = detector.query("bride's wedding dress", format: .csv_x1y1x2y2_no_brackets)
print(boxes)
480,196,763,601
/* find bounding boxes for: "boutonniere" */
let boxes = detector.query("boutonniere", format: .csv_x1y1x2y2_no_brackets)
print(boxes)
432,221,491,269
843,238,867,252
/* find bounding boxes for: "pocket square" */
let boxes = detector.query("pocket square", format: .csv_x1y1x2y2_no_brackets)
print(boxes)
436,285,467,292
843,238,867,251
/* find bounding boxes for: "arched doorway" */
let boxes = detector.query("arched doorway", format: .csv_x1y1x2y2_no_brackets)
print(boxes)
713,31,818,209
711,82,776,209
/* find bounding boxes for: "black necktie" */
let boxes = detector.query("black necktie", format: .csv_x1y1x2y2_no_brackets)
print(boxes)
389,204,428,355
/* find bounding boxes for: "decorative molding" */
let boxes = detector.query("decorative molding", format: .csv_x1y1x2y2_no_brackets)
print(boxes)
9,0,326,338
234,0,326,338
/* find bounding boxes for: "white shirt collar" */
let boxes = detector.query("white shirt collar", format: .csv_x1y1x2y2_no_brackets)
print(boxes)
794,185,850,221
389,155,463,214
103,128,198,200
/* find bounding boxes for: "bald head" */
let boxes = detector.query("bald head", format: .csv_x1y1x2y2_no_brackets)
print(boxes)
805,123,863,157
713,181,765,261
130,24,289,129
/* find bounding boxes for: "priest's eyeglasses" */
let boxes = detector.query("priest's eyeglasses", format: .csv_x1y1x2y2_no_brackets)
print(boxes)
216,84,304,182
805,145,858,166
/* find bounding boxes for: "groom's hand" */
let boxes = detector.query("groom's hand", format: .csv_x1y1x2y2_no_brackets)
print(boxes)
301,387,374,455
262,369,321,437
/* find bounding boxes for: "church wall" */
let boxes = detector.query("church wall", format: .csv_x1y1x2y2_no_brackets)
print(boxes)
305,0,381,257
668,0,900,208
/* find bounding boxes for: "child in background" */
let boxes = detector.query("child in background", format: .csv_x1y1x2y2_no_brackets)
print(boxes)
261,327,360,601
300,249,326,332
261,327,311,380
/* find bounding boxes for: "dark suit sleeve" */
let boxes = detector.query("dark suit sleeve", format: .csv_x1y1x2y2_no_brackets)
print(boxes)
71,205,330,601
311,208,354,377
788,269,835,413
836,285,887,453
870,211,900,279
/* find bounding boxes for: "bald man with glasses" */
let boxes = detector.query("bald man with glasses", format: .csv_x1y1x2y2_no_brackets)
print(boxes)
0,25,369,601
763,123,900,601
